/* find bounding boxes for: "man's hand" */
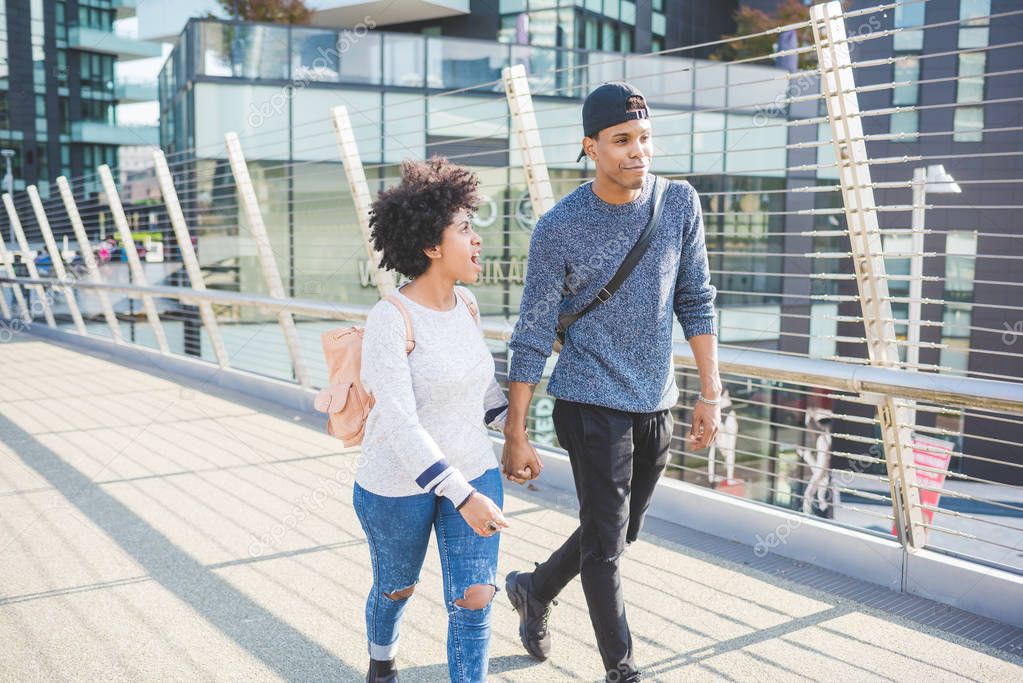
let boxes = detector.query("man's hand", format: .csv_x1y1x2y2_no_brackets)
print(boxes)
686,334,722,450
502,381,543,484
501,432,543,484
688,399,721,450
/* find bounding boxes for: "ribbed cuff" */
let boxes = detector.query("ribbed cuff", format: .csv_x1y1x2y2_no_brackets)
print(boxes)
683,317,717,340
508,349,546,385
485,405,509,430
435,469,474,507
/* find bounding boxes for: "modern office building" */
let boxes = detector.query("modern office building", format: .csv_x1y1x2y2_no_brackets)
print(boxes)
157,16,796,296
0,0,161,198
155,14,814,502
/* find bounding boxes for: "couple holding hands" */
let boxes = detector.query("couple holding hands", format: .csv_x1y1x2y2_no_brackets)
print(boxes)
354,81,721,683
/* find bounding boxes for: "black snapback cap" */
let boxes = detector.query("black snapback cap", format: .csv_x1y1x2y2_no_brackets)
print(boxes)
577,81,650,162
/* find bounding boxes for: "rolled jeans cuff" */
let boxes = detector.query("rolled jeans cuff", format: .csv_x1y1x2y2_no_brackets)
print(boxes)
369,638,399,661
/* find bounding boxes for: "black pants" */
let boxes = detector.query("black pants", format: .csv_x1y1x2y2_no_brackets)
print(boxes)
531,399,672,680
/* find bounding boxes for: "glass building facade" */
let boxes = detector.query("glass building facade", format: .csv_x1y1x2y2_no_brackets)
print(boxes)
156,17,828,505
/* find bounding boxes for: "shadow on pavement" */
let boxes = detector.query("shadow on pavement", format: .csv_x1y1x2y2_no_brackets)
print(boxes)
0,411,361,681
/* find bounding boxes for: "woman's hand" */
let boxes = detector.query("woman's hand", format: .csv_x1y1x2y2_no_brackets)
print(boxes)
459,492,509,537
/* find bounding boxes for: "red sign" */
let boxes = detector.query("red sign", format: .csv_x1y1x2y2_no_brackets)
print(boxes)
892,435,954,536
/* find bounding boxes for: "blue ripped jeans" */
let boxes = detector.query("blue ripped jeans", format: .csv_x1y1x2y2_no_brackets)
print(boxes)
353,468,503,683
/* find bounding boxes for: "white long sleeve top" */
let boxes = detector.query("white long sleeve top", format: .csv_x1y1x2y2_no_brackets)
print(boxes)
357,286,508,504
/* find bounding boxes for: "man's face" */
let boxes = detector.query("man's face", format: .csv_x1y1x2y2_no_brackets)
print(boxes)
584,118,653,191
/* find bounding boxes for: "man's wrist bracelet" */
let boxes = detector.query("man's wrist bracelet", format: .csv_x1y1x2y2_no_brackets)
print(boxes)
697,393,722,405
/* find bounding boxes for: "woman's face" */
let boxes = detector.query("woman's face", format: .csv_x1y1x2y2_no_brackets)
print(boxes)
425,208,483,284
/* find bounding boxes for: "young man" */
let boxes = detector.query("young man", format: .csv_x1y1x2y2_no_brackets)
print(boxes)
502,82,722,682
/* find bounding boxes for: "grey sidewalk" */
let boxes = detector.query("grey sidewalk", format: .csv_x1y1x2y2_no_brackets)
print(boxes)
1,336,1021,681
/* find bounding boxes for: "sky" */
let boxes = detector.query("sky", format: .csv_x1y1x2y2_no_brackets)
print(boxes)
114,17,172,127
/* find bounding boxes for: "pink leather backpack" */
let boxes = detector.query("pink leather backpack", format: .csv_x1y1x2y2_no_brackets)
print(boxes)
314,290,478,446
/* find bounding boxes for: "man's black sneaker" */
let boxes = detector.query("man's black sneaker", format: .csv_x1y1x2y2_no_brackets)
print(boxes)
505,570,556,661
366,658,397,683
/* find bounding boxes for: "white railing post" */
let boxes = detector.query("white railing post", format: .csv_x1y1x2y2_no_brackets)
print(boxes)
97,164,171,354
0,237,29,322
57,176,124,343
27,186,88,335
153,150,231,368
224,132,310,388
2,193,56,328
0,260,10,320
811,0,926,550
330,105,395,298
503,63,556,219
907,167,927,372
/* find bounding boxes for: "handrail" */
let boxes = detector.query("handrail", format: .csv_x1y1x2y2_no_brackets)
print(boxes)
4,275,1022,413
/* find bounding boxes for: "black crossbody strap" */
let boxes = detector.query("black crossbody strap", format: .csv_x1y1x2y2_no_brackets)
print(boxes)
557,175,669,341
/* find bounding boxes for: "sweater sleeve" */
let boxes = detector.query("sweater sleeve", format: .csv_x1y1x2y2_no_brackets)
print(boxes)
360,301,475,506
509,219,565,384
457,287,508,430
673,183,718,339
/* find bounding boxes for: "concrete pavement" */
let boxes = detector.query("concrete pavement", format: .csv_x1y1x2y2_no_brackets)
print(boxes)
1,336,1021,681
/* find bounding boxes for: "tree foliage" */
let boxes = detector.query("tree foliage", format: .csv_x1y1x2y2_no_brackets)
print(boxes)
218,0,313,24
711,0,818,69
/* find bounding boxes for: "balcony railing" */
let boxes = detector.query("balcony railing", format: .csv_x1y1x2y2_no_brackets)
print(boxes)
114,78,158,103
71,121,159,146
68,25,162,60
166,18,786,111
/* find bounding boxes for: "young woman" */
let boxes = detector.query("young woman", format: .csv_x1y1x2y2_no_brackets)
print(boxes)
355,157,509,683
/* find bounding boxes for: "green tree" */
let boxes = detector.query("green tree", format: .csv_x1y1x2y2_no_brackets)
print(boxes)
711,0,820,70
218,0,313,24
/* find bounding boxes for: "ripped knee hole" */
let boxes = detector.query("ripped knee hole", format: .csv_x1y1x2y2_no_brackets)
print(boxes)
383,584,416,601
453,583,496,610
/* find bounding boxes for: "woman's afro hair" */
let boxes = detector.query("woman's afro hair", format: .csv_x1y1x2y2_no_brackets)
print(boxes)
369,156,479,279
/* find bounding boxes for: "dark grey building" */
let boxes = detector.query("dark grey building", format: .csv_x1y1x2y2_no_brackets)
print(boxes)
823,0,1022,484
384,0,739,57
0,0,160,199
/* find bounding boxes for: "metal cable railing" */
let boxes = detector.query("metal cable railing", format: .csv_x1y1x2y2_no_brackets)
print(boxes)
2,0,1021,575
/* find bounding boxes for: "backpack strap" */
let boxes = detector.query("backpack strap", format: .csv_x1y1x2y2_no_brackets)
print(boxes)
454,287,479,323
384,295,416,354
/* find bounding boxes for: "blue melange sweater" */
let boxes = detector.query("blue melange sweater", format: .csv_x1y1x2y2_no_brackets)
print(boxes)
508,174,717,413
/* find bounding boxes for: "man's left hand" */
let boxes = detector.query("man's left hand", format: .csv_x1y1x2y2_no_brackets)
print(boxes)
688,400,721,450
